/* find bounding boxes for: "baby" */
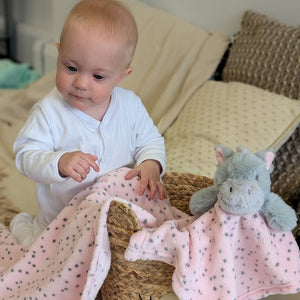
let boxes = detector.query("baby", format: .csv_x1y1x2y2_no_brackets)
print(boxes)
10,0,167,246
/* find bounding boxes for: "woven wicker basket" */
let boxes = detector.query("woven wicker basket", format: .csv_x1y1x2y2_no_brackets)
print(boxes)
98,172,214,300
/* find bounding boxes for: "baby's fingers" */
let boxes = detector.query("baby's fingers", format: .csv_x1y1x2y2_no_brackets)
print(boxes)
147,179,168,200
138,177,149,197
69,167,85,182
84,154,100,172
124,168,140,180
157,182,168,200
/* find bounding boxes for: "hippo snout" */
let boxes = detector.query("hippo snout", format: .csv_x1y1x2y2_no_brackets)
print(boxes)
218,179,264,216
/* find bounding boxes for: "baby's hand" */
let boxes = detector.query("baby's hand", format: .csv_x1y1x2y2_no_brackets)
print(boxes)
58,151,100,182
124,159,167,200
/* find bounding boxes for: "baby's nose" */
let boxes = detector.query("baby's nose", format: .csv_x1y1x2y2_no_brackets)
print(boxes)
74,74,88,90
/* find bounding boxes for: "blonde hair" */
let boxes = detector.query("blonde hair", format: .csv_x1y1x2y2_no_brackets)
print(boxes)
60,0,138,65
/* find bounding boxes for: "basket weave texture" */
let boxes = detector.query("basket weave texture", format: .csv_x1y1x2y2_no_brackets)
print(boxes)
98,172,213,300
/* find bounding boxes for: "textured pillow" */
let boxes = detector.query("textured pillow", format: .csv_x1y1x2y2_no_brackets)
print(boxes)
164,81,300,178
222,10,300,100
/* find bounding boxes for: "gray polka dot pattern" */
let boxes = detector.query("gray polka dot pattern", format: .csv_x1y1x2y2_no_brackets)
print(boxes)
1,167,299,299
0,168,185,299
125,202,300,299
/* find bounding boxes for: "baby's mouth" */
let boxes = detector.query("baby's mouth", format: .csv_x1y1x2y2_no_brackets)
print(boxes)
70,93,87,100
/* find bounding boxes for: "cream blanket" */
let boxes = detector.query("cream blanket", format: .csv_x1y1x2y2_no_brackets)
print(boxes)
119,0,229,134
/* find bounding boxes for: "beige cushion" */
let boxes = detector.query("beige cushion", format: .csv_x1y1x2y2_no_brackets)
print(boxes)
164,81,300,178
119,0,229,133
222,10,300,100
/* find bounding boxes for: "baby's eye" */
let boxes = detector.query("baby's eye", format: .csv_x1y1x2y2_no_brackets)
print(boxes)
68,66,77,72
94,74,104,80
67,66,77,72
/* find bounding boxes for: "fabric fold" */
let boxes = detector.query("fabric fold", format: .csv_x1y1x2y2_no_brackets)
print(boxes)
125,203,300,300
0,167,299,300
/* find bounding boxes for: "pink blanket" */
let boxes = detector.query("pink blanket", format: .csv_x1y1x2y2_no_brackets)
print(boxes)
0,168,185,299
0,168,299,300
125,202,300,300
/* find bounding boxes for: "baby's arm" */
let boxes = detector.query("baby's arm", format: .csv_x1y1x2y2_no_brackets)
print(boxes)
14,100,100,184
58,151,100,182
124,94,167,199
125,159,167,200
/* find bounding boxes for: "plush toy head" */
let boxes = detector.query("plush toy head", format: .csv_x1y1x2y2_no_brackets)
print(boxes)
214,145,274,216
189,145,297,232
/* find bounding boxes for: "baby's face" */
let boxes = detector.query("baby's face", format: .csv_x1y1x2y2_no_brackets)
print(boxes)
56,23,132,120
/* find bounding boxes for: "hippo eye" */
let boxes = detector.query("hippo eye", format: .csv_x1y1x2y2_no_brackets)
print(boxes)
255,174,259,181
229,187,233,193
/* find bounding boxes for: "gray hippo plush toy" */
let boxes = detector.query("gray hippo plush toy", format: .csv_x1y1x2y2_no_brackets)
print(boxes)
189,145,297,232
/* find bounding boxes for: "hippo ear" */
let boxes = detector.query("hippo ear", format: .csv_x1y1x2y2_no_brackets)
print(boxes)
215,145,235,165
256,149,275,170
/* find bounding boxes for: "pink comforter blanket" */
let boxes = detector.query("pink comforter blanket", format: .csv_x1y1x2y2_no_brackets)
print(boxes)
0,168,299,300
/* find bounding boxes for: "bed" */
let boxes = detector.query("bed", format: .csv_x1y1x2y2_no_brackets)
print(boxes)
0,0,299,299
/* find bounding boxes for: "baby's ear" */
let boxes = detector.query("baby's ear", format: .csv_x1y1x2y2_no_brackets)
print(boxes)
120,67,133,82
56,42,60,52
215,144,234,165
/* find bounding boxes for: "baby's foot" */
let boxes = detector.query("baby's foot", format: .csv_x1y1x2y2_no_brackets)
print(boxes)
10,212,35,246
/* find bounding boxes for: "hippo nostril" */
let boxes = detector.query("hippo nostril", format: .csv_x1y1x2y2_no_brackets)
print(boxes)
229,187,233,193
